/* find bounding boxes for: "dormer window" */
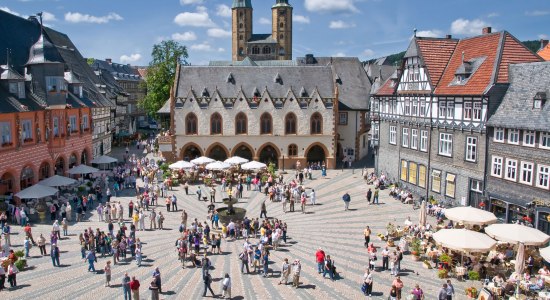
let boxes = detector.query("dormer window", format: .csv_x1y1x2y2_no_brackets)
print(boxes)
9,82,25,99
534,92,546,109
274,73,282,84
9,82,17,94
46,76,66,93
201,88,209,98
227,73,235,84
73,85,83,98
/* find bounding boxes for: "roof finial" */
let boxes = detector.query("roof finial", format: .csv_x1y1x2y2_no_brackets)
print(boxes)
413,28,417,37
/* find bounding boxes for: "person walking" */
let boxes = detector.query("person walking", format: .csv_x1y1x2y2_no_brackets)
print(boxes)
38,234,47,256
130,276,140,300
153,267,162,293
122,273,131,300
165,197,170,212
310,189,316,206
363,269,373,297
292,259,301,288
7,260,18,288
210,187,216,203
260,201,267,219
183,181,189,195
0,262,5,292
279,258,290,285
85,249,97,272
364,226,371,246
202,272,216,297
366,188,372,204
262,249,270,278
315,248,325,274
322,255,334,281
221,273,231,299
149,278,160,300
197,186,202,201
104,261,112,287
149,209,157,230
50,244,60,267
61,218,68,236
373,188,380,204
446,280,455,300
23,236,31,258
342,192,351,211
438,283,448,300
171,194,178,211
411,283,424,300
392,276,404,300
240,249,250,274
382,247,390,271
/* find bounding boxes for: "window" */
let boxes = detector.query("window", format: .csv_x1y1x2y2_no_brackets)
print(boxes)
53,117,59,137
420,130,428,152
492,156,503,177
508,129,519,144
541,132,550,149
279,47,285,56
402,128,409,148
338,112,348,125
445,173,456,198
534,99,542,109
473,102,482,121
239,35,243,41
412,100,418,116
82,115,89,130
9,82,17,94
447,102,455,119
310,113,322,134
465,136,477,162
21,119,32,141
471,179,483,193
411,129,418,149
45,76,65,93
288,144,298,157
285,113,297,134
523,130,535,147
185,113,198,135
280,22,284,28
372,124,379,141
463,102,472,120
239,47,244,56
520,161,534,185
73,85,82,98
404,99,411,115
418,165,427,188
211,113,222,135
505,159,517,181
438,133,453,157
537,165,550,189
409,162,417,185
69,115,77,133
389,126,396,145
235,113,247,134
494,128,505,142
262,46,271,55
400,160,408,181
252,46,260,55
1,122,11,145
260,113,272,134
432,170,441,193
420,101,426,117
438,102,446,118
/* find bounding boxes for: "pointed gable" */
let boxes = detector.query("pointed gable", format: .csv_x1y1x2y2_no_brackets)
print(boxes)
496,32,543,83
416,38,458,87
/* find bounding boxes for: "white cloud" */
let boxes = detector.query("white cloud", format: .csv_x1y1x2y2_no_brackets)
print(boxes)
207,28,231,38
259,17,271,25
172,31,197,41
305,0,358,13
329,20,355,29
174,6,215,27
180,0,203,5
294,15,310,24
525,10,550,16
190,42,215,52
218,48,225,52
416,29,443,38
332,52,346,57
65,12,123,24
539,34,549,40
42,11,57,22
0,7,20,16
216,4,231,18
362,49,375,57
487,12,499,18
120,53,142,64
450,18,490,35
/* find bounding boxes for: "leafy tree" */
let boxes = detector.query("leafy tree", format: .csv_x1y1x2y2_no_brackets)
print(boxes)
139,40,188,116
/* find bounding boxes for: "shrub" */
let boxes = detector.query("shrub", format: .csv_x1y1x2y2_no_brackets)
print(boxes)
437,269,448,278
468,271,480,281
439,253,452,264
410,238,422,255
14,250,25,258
14,259,26,271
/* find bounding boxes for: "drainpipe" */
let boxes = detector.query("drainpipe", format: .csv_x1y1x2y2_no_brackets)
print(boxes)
426,92,434,201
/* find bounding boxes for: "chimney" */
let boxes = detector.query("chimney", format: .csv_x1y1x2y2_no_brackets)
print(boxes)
446,34,452,39
105,58,112,64
541,39,549,50
27,15,40,25
305,54,315,65
482,27,492,35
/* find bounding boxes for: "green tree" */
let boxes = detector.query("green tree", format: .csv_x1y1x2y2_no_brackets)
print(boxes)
139,40,188,116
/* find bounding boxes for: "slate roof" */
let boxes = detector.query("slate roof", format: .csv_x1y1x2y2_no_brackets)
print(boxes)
248,34,277,44
487,61,550,131
209,59,297,67
0,63,24,80
296,57,371,110
92,59,142,81
174,65,334,101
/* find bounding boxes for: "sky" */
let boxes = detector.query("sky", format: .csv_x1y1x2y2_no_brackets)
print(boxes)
1,0,549,66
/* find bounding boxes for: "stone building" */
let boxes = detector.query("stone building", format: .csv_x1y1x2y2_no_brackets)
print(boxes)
232,0,292,61
370,28,542,205
0,11,111,197
486,61,550,231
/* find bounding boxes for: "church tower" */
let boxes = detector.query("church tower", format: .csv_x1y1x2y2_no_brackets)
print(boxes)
232,0,253,61
272,0,292,60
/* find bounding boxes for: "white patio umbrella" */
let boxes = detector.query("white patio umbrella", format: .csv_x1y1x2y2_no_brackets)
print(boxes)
484,223,550,246
539,246,550,262
38,175,77,187
433,228,496,252
169,161,195,170
191,156,215,165
241,161,267,170
419,200,427,227
515,243,526,275
16,184,58,199
205,161,231,171
444,206,498,226
67,165,100,175
91,155,118,164
224,156,249,165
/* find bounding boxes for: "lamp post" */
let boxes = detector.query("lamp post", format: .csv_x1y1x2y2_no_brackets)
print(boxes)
282,155,285,172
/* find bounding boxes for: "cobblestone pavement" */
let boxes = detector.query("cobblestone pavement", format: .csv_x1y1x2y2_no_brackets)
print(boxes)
4,148,481,299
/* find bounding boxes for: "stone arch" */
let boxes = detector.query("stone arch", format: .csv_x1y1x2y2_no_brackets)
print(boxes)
39,160,53,180
257,142,280,167
20,164,36,190
206,143,229,161
305,142,330,164
181,142,203,161
55,155,66,175
69,152,79,169
231,142,254,161
0,169,17,194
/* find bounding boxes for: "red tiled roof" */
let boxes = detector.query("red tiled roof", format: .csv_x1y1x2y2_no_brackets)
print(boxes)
538,44,550,61
496,33,542,83
416,38,458,87
375,77,396,96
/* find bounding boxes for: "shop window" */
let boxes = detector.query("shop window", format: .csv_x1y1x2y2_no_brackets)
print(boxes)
418,165,427,188
432,170,441,193
445,173,456,198
408,162,417,185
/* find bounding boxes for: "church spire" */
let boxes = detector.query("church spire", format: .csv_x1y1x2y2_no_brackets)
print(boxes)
232,0,252,9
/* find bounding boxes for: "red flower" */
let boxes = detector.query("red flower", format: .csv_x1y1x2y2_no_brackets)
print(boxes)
479,202,486,207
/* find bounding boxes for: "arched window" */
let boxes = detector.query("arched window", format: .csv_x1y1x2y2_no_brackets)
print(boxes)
185,113,197,135
235,112,247,135
252,46,260,55
211,113,222,135
279,47,285,55
239,35,243,41
279,34,284,40
310,113,323,135
260,113,272,135
285,113,296,134
262,46,271,54
288,144,298,157
280,22,284,28
239,47,244,56
239,23,243,29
